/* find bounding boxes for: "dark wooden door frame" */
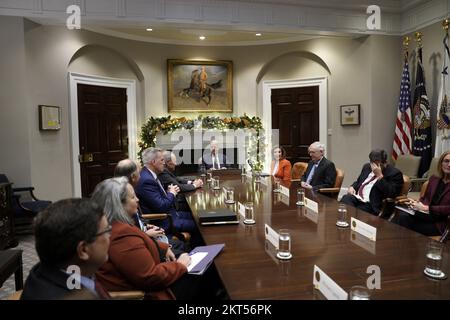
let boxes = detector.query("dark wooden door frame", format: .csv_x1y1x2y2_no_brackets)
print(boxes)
261,78,328,170
69,73,137,197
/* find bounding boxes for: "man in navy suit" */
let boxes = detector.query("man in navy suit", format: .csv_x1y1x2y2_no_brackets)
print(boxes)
340,149,404,215
301,141,336,192
135,148,197,236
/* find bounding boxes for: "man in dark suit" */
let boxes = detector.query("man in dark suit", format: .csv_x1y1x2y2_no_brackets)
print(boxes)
135,147,197,236
21,199,111,300
340,149,404,215
301,141,336,191
201,139,230,170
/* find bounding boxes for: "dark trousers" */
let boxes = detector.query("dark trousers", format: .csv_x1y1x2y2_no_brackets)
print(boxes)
340,194,377,215
171,264,228,300
392,211,442,236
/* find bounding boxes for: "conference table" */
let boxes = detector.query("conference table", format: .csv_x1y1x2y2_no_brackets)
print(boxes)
185,173,450,300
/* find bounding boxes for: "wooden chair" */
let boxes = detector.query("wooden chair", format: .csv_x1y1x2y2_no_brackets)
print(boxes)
291,162,308,181
318,168,345,199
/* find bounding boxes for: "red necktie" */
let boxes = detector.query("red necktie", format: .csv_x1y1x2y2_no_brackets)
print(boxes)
357,175,377,198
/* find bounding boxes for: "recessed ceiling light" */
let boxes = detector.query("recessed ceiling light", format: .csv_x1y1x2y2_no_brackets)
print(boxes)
199,36,206,40
255,33,262,36
146,28,153,32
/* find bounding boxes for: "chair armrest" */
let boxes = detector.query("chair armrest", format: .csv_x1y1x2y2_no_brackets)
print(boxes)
12,187,34,192
141,213,168,220
108,291,145,300
318,187,340,193
291,179,301,182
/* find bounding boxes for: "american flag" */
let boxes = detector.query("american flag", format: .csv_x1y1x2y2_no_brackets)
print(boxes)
392,56,412,160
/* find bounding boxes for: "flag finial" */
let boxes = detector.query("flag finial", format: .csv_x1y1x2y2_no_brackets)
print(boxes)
443,19,450,31
415,32,423,48
403,36,410,58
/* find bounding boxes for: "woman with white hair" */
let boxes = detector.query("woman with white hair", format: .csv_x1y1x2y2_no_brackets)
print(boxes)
91,177,191,300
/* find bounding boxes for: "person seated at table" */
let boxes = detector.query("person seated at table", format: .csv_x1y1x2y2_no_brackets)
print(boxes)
135,148,197,234
270,146,292,181
160,151,203,192
200,139,230,170
21,199,111,300
92,177,196,300
114,158,185,256
392,150,450,236
341,149,403,216
301,141,336,191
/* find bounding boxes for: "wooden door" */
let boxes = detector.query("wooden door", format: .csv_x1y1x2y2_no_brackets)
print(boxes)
271,86,319,165
78,84,128,197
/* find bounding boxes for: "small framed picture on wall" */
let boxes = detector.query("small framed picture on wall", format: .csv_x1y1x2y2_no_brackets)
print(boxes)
340,104,360,126
39,105,61,130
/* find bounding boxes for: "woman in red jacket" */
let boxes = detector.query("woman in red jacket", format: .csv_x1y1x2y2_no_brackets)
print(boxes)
270,146,292,181
91,177,191,300
394,150,450,237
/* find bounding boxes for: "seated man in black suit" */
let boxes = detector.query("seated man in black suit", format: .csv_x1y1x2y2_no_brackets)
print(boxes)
21,199,111,300
201,139,230,170
340,149,404,216
301,141,336,192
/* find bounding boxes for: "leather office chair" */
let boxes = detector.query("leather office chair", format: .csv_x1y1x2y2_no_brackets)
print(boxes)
394,155,421,178
291,162,308,181
0,174,51,235
318,168,345,199
379,174,411,219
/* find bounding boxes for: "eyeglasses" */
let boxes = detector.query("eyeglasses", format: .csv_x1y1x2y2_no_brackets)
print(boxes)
442,159,450,165
94,225,112,238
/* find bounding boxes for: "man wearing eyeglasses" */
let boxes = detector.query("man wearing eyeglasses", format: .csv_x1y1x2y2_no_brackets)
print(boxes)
21,199,112,300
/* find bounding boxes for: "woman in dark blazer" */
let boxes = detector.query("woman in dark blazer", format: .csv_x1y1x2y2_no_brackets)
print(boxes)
394,150,450,236
270,146,292,181
91,177,190,300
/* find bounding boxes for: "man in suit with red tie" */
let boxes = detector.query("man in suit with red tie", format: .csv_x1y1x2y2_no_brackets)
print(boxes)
21,199,111,300
340,149,404,215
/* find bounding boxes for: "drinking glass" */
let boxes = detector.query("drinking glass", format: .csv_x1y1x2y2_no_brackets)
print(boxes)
296,188,305,206
277,229,292,260
212,176,220,190
273,181,281,193
206,172,212,182
349,286,371,300
424,241,446,279
244,202,255,225
225,187,235,204
336,204,349,228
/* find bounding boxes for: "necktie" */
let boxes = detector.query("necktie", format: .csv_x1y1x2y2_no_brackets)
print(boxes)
156,178,167,195
357,175,377,198
306,163,317,184
214,155,220,169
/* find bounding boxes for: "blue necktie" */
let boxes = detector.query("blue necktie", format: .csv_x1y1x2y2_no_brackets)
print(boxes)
306,163,317,184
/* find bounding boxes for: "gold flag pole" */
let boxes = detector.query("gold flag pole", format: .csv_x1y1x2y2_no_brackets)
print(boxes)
414,32,422,48
403,36,410,59
443,18,450,32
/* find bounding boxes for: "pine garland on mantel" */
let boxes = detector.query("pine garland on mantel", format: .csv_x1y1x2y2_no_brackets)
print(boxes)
138,114,265,171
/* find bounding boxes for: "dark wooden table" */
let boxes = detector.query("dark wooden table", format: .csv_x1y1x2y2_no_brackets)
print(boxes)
186,174,450,300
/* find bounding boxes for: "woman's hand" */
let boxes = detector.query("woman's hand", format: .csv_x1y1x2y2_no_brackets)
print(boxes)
301,181,312,190
409,200,429,213
177,253,191,267
145,225,165,238
165,248,176,262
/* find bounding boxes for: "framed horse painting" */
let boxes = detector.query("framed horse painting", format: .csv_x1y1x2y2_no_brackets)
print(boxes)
167,59,233,113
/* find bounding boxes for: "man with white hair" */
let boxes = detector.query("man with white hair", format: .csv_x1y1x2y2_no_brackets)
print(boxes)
135,148,197,237
201,139,229,170
300,141,336,191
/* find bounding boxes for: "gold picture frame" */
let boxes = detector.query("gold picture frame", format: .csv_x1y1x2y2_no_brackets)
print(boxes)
340,104,360,126
39,105,61,130
167,59,233,113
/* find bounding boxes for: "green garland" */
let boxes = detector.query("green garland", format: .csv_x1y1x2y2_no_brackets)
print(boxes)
139,114,265,171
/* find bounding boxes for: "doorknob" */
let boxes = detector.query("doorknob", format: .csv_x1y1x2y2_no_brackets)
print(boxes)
78,153,94,163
